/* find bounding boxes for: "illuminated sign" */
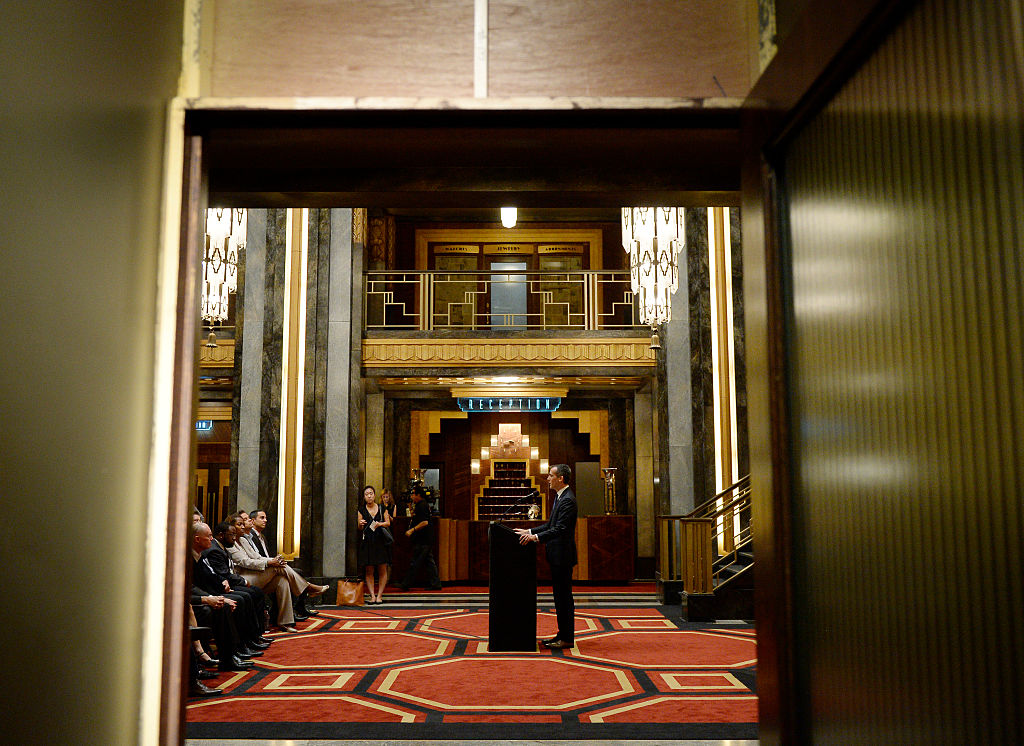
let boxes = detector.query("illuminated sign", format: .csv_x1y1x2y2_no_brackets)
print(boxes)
195,420,214,431
457,397,561,413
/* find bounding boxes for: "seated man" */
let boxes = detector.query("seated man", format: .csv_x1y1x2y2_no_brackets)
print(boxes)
190,587,253,676
205,521,273,636
219,521,298,632
191,522,271,659
231,511,328,619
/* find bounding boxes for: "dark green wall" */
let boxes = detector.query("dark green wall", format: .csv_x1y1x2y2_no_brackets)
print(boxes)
0,1,184,742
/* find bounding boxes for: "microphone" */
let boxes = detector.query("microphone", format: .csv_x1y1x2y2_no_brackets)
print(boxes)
498,488,541,518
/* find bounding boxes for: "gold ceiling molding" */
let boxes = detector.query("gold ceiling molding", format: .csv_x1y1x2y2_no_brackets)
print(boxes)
199,338,235,367
375,375,648,389
451,385,569,398
362,338,656,368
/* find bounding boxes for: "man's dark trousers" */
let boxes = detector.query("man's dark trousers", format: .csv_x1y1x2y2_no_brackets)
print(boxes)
403,543,441,588
550,561,575,643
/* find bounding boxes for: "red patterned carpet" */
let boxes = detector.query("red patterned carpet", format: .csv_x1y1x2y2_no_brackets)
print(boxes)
186,605,757,740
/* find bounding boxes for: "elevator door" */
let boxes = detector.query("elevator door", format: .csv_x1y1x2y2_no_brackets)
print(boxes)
489,260,528,329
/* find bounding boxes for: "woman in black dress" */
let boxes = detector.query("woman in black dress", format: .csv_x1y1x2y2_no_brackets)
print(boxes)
357,485,392,604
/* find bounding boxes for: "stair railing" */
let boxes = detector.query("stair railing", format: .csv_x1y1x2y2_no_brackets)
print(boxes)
658,475,751,594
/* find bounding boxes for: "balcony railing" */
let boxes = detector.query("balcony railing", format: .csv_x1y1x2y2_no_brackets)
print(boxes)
364,270,641,331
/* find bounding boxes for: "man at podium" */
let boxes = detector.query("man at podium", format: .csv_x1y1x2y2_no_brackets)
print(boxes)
514,464,578,649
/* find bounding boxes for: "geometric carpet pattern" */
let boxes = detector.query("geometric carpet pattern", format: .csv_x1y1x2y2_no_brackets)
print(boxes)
187,605,757,740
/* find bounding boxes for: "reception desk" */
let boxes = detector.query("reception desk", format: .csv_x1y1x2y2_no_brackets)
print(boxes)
390,515,635,584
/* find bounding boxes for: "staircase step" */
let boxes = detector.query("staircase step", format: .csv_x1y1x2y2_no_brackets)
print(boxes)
339,591,661,608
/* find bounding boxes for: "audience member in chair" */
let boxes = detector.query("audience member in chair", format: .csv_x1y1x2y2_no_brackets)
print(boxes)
190,583,253,674
232,511,328,619
205,522,272,634
191,522,272,658
222,519,299,632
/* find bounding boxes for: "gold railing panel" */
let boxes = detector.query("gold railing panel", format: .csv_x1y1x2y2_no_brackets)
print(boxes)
364,269,639,331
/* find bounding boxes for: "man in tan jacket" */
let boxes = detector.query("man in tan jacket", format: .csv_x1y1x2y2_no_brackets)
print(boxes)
224,520,299,632
230,511,328,620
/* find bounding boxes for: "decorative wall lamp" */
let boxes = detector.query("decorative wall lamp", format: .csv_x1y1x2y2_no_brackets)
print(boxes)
621,207,686,348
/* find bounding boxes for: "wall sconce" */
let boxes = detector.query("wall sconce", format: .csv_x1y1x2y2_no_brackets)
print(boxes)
471,459,480,474
539,459,549,474
490,434,498,447
501,206,517,228
521,434,530,447
480,447,490,460
530,447,539,460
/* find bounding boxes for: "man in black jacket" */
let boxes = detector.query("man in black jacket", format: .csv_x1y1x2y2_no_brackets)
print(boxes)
515,464,578,649
398,486,442,591
207,522,273,625
191,522,272,659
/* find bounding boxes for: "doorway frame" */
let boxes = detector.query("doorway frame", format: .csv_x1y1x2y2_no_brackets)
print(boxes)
150,96,749,742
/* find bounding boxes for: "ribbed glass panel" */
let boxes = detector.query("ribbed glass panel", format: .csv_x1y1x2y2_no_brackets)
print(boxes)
782,0,1023,741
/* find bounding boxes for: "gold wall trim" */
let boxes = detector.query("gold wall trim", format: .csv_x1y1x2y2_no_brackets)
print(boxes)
199,338,235,366
363,338,656,367
433,243,481,254
416,228,603,269
197,403,232,421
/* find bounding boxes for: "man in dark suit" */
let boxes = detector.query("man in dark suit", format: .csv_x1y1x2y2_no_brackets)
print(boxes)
206,521,272,631
515,463,578,649
191,522,271,659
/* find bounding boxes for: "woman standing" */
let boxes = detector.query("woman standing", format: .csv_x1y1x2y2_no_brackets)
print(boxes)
357,485,392,604
380,488,398,521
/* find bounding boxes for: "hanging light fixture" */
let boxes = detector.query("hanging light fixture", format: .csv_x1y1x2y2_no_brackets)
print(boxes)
500,206,517,228
621,207,685,334
201,208,246,322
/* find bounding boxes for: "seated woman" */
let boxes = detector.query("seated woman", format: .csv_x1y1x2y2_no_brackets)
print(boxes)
357,485,393,604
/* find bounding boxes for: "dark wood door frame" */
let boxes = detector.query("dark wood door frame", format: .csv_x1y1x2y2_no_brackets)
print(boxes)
741,1,918,743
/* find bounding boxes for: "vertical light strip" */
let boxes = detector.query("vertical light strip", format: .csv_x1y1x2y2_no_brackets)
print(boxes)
474,0,488,97
277,208,309,558
709,207,739,546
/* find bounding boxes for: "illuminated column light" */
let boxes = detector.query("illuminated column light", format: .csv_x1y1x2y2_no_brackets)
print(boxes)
708,207,740,547
277,208,309,558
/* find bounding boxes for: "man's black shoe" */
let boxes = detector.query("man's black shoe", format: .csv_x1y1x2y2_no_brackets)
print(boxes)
219,656,254,671
258,636,274,645
249,640,271,650
293,610,309,621
543,639,572,649
189,681,222,697
198,669,219,680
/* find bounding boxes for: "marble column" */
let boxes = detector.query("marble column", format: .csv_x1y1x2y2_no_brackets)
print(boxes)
634,391,656,559
235,210,266,507
323,209,355,577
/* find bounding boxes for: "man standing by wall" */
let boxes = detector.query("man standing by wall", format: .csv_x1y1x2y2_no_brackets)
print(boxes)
515,464,578,649
399,486,442,591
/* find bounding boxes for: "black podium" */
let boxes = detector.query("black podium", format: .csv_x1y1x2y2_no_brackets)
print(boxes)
488,521,537,651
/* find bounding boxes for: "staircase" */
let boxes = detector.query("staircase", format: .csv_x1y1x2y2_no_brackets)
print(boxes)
658,476,754,622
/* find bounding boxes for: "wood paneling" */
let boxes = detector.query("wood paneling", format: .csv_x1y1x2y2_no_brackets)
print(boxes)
746,0,1024,741
211,0,475,97
489,0,754,98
